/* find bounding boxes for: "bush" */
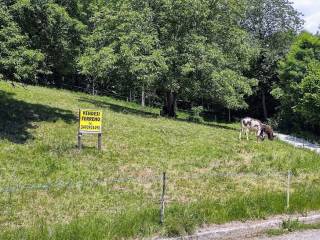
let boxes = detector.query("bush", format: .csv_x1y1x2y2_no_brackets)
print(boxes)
266,116,280,130
188,106,204,123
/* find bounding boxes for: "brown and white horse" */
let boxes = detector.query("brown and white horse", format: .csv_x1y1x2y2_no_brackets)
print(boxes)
239,117,275,141
239,117,264,141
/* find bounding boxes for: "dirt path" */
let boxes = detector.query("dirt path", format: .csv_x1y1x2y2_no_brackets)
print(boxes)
251,229,320,240
276,133,320,154
155,212,320,240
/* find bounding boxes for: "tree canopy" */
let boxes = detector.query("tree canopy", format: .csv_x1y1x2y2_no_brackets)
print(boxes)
0,0,310,130
78,0,259,116
0,3,44,82
273,32,320,133
242,0,303,119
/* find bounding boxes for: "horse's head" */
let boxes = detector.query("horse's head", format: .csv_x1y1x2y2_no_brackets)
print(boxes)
263,124,274,141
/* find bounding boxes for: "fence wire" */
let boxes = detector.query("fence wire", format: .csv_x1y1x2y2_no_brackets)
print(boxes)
1,170,319,226
0,171,301,194
0,175,162,194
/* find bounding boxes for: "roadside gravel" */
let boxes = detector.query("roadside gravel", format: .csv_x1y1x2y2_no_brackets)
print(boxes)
251,229,320,240
155,212,320,240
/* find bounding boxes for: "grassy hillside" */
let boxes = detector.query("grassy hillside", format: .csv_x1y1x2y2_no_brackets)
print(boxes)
0,81,320,239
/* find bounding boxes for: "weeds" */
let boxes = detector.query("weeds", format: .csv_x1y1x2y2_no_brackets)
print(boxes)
266,219,320,236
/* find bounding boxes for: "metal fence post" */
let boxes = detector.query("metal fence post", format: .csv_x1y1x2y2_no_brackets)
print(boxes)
287,170,291,209
160,172,167,224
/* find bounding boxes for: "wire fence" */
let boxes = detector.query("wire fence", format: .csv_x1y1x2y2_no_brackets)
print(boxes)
0,175,162,194
0,172,291,193
1,170,320,226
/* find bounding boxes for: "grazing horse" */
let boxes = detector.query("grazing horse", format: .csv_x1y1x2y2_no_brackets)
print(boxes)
261,124,275,140
239,117,265,141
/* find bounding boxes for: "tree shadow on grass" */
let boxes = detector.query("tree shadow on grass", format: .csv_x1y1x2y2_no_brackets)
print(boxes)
194,121,239,131
0,90,76,144
79,97,239,131
78,97,159,118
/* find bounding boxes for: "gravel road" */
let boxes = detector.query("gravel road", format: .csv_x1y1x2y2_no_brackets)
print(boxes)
252,229,320,240
276,133,320,154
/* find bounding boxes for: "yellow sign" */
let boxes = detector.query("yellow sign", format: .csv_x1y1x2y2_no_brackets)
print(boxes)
79,109,102,133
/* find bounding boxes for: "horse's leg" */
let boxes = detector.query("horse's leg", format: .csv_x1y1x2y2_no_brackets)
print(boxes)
256,127,262,142
246,129,249,140
239,128,243,140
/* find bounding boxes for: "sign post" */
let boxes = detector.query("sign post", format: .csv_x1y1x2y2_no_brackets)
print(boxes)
78,109,103,150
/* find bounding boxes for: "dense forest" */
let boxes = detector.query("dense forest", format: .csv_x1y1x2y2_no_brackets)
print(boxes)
0,0,319,135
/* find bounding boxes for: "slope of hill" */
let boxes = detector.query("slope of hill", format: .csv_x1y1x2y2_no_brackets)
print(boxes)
0,81,320,239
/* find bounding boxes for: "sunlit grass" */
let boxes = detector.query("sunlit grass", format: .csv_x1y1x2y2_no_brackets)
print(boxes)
0,81,320,239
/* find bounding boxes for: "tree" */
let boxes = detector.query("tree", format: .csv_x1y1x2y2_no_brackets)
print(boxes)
9,0,85,84
242,0,303,119
79,1,167,103
297,62,320,126
152,0,258,117
79,0,258,117
273,32,320,133
0,3,44,82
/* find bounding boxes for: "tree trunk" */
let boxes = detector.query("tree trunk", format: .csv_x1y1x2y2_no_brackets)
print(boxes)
92,78,95,95
141,85,145,107
148,93,151,106
161,91,177,118
262,90,268,120
129,90,132,102
228,109,231,122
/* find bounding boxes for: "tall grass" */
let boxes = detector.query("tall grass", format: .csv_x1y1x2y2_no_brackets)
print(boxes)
2,185,320,239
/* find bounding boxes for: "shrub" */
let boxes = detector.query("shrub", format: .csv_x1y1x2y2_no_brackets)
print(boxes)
188,106,204,123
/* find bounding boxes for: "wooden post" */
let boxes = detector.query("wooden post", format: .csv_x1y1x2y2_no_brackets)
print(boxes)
287,170,291,209
98,133,102,150
78,132,82,150
160,172,167,224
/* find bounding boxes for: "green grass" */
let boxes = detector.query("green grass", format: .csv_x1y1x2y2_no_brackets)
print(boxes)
266,219,320,236
0,81,320,239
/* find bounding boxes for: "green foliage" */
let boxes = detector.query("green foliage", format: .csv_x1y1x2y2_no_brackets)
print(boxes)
188,106,204,123
0,3,44,81
242,0,302,118
297,62,320,124
78,1,168,95
281,219,300,232
209,70,257,109
0,0,305,120
273,32,320,133
9,0,86,79
78,0,260,113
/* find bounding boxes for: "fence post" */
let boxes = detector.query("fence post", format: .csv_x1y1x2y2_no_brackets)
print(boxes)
98,133,102,150
78,132,82,150
287,170,291,209
160,172,167,224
